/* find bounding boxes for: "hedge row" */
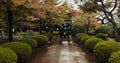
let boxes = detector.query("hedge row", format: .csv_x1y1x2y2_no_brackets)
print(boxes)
94,41,120,63
0,34,49,63
76,33,89,45
85,37,103,52
95,33,108,40
109,51,120,63
20,38,37,49
76,33,120,63
32,35,48,46
2,42,32,63
0,47,17,63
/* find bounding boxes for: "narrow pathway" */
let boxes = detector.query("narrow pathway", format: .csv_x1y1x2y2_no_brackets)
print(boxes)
28,41,96,63
58,41,71,63
69,42,96,63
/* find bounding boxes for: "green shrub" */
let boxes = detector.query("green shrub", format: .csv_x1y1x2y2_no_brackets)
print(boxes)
52,31,59,36
94,41,120,63
108,51,120,63
42,33,51,40
32,35,48,46
0,47,17,63
20,38,37,49
85,37,103,52
76,33,88,37
72,25,85,37
80,35,90,45
96,33,108,40
95,25,109,34
2,42,32,63
76,33,81,38
77,33,88,40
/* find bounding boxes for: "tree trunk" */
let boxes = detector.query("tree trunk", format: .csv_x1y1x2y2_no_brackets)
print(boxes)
8,9,13,42
86,18,91,34
84,25,87,34
96,0,118,41
39,21,42,34
86,25,89,34
110,14,119,41
112,22,119,41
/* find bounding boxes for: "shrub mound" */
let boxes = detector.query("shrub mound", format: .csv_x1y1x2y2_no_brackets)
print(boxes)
0,47,17,63
108,51,120,63
96,33,108,40
2,42,32,63
52,31,59,36
72,25,85,37
42,33,51,40
77,33,88,41
32,35,48,46
94,41,120,63
77,33,88,38
85,37,103,52
20,38,37,49
80,35,90,45
95,25,108,34
76,33,82,38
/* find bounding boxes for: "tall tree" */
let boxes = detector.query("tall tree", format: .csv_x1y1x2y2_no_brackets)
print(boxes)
30,0,74,34
75,0,120,41
72,12,98,34
0,0,33,41
95,0,119,41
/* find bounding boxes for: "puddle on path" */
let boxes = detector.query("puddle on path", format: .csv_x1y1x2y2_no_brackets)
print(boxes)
28,41,96,63
69,41,96,63
58,41,70,63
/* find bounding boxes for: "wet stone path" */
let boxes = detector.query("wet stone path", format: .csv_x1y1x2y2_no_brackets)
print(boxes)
28,41,96,63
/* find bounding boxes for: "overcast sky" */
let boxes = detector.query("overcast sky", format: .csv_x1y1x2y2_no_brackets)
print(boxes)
58,0,79,10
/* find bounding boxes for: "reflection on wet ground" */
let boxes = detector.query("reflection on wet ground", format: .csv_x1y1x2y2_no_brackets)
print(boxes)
28,41,96,63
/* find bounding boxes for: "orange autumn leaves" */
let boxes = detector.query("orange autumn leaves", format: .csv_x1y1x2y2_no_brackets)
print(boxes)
2,0,27,10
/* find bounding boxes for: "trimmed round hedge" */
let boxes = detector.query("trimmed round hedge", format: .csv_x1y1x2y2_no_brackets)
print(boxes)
80,35,90,45
20,38,37,49
77,33,88,41
42,33,51,40
76,33,88,38
96,33,108,40
94,41,120,63
108,51,120,63
0,47,17,63
95,25,109,34
32,35,48,46
2,42,32,63
76,33,82,38
85,37,103,52
52,31,59,36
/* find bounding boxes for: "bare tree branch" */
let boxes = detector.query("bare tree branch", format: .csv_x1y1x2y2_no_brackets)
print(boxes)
110,0,118,13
